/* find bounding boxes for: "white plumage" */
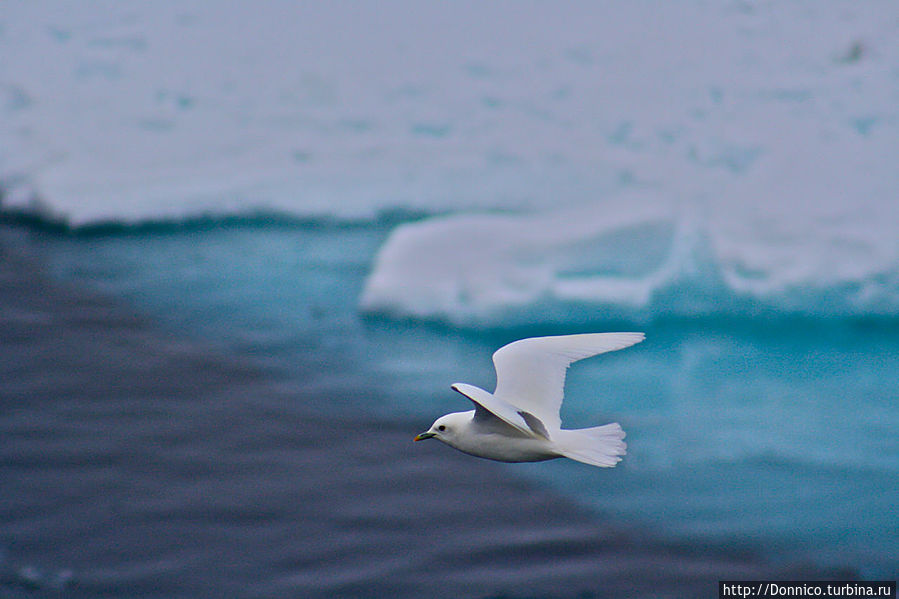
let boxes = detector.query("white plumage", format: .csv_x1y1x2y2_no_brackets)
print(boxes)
414,332,644,467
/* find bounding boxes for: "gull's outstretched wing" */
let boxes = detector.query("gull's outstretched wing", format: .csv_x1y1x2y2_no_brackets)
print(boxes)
491,332,645,431
451,383,549,439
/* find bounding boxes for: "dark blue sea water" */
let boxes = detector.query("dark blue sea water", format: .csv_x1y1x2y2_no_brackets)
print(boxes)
5,218,896,593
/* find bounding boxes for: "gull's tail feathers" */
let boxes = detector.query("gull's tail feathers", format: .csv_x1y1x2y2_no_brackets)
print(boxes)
553,423,626,468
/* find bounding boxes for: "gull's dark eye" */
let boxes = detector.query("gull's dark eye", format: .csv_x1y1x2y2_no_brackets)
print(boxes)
438,425,446,432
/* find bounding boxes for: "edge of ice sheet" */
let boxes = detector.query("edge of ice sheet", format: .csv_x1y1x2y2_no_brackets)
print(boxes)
359,196,899,326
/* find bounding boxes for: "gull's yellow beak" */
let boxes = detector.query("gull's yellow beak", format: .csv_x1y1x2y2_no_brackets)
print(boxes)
413,431,436,442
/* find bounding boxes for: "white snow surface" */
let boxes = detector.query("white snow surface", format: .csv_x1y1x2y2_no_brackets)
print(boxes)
2,1,898,322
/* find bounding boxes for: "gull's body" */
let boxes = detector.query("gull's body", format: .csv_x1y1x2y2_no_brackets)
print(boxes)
414,332,644,467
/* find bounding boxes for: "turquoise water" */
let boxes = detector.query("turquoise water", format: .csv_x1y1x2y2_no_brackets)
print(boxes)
18,220,899,579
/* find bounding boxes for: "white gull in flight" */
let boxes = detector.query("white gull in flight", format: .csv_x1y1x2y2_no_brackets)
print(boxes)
414,332,644,467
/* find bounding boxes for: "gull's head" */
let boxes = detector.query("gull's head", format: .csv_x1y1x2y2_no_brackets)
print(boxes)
413,412,469,443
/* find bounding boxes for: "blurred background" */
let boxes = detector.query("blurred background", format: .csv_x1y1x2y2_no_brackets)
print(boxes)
1,2,897,597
